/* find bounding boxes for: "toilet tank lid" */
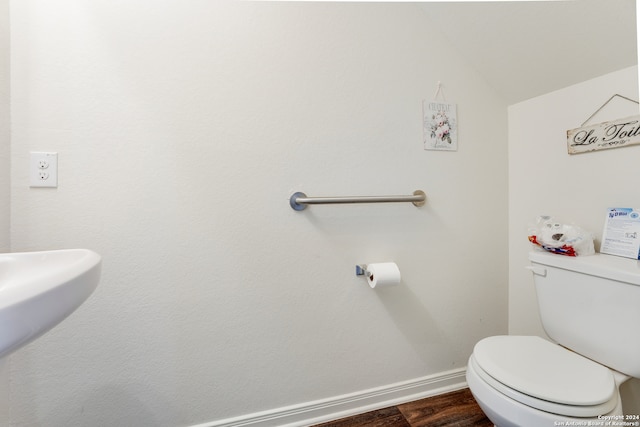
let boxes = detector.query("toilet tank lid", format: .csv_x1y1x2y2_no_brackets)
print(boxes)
474,336,616,406
529,251,640,286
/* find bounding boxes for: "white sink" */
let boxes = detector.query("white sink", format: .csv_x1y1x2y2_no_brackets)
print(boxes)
0,249,101,358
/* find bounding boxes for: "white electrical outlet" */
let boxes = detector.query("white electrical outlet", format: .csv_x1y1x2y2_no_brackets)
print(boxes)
30,152,58,188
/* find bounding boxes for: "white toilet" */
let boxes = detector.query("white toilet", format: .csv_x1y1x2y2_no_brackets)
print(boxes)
467,250,640,427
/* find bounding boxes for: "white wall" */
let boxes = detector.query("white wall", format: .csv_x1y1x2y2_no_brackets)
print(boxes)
0,0,10,419
508,65,639,335
508,65,640,414
0,0,9,253
8,1,508,426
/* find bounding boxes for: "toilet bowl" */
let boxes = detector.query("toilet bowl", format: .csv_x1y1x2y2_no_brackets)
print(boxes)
467,251,640,427
466,336,627,427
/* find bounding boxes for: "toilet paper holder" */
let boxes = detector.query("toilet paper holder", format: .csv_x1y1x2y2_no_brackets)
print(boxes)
356,263,402,289
355,264,371,278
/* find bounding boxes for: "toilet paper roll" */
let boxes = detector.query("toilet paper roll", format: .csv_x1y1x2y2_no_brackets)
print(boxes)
366,262,401,289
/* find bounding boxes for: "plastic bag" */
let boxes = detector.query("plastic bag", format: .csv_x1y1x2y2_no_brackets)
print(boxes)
528,216,595,256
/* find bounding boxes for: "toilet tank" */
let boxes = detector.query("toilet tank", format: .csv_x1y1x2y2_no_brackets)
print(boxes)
528,251,640,378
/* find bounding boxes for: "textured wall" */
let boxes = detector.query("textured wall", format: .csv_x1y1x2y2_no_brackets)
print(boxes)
8,1,508,425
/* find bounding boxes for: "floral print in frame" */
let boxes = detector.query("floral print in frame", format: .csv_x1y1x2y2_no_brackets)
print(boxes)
423,101,457,151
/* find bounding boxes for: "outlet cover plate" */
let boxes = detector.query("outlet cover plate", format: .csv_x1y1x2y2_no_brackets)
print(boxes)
30,152,58,188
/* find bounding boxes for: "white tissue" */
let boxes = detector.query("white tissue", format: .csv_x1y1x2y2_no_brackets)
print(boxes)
366,262,401,289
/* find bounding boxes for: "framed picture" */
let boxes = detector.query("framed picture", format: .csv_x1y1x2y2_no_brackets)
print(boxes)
423,100,457,151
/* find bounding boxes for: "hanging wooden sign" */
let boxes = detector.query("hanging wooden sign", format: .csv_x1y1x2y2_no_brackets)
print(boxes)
567,115,640,154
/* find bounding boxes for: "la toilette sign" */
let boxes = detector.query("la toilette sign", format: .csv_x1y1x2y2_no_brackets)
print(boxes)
567,115,640,154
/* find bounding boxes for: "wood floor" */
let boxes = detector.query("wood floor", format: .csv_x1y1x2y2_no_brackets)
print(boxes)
312,388,493,427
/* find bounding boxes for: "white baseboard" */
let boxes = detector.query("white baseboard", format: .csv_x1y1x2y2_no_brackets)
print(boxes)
193,367,467,427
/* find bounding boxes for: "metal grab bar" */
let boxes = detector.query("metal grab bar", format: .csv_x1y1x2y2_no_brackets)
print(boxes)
289,190,426,211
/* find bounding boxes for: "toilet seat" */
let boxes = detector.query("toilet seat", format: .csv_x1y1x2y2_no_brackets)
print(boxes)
472,336,618,417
